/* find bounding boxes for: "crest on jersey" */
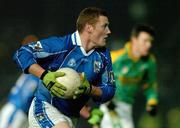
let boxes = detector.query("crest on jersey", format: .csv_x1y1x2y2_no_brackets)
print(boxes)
94,61,101,73
67,58,76,67
122,66,129,74
140,64,146,72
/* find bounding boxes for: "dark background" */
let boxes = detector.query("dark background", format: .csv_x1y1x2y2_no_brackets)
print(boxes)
0,0,179,127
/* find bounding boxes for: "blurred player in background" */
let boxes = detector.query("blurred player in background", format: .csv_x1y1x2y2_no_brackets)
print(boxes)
0,74,39,128
13,7,115,128
100,24,158,128
0,35,39,128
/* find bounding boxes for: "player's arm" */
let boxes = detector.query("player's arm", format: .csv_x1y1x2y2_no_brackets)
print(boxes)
13,37,68,97
73,49,116,102
28,63,45,78
90,86,103,98
13,37,64,72
73,73,103,99
142,56,158,116
91,50,116,103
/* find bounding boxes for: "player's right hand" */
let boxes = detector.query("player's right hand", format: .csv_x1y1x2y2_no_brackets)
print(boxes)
73,72,91,99
40,70,67,97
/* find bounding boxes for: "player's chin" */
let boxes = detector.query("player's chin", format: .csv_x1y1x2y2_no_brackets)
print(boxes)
96,39,107,47
142,52,149,56
101,39,107,45
100,41,106,47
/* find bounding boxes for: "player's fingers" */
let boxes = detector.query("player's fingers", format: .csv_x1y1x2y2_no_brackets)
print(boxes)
55,71,65,77
54,83,67,91
51,88,64,97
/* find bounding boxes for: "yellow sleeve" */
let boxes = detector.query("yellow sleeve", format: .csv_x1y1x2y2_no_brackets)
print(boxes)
110,49,125,63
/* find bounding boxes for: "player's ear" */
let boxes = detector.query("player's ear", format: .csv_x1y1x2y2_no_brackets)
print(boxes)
131,36,137,43
85,23,94,33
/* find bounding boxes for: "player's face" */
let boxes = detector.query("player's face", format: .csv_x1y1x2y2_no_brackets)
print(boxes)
90,16,111,47
135,32,153,56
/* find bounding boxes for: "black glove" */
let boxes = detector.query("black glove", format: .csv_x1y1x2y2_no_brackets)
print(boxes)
146,105,157,116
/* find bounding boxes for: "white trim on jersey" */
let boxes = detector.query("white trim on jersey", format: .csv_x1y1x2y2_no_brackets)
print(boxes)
71,31,94,56
71,33,76,45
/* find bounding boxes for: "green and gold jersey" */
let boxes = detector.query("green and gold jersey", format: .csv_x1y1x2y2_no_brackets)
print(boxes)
111,42,158,105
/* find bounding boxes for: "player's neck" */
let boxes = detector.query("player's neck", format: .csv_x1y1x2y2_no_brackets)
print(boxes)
80,32,95,52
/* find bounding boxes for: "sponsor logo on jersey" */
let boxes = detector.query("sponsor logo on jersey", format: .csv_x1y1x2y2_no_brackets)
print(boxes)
67,58,76,67
36,113,45,121
29,41,43,52
108,71,115,84
94,61,101,73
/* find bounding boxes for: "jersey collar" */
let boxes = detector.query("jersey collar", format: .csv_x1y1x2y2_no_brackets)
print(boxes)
71,31,94,56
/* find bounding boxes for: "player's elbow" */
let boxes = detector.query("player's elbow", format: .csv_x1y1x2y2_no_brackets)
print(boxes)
94,85,116,104
102,86,116,102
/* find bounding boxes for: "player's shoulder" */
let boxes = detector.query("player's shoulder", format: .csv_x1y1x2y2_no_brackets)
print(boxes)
110,48,126,63
95,47,110,55
40,34,73,50
111,48,126,57
95,47,111,61
47,34,71,45
141,53,156,63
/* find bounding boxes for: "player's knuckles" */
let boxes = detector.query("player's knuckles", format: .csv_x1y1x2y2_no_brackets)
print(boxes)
54,83,63,88
59,85,67,90
52,88,60,94
51,90,58,97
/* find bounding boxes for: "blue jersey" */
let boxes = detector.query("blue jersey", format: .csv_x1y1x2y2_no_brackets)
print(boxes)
8,74,39,113
13,31,115,117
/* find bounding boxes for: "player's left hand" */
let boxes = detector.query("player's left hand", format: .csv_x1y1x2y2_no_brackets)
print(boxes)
41,70,67,97
88,108,104,125
73,73,92,99
146,105,157,116
146,99,158,116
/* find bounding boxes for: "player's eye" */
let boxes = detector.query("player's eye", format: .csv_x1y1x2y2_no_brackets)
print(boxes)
103,24,109,29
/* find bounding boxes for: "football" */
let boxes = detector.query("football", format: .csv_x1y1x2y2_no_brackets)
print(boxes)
56,67,81,99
